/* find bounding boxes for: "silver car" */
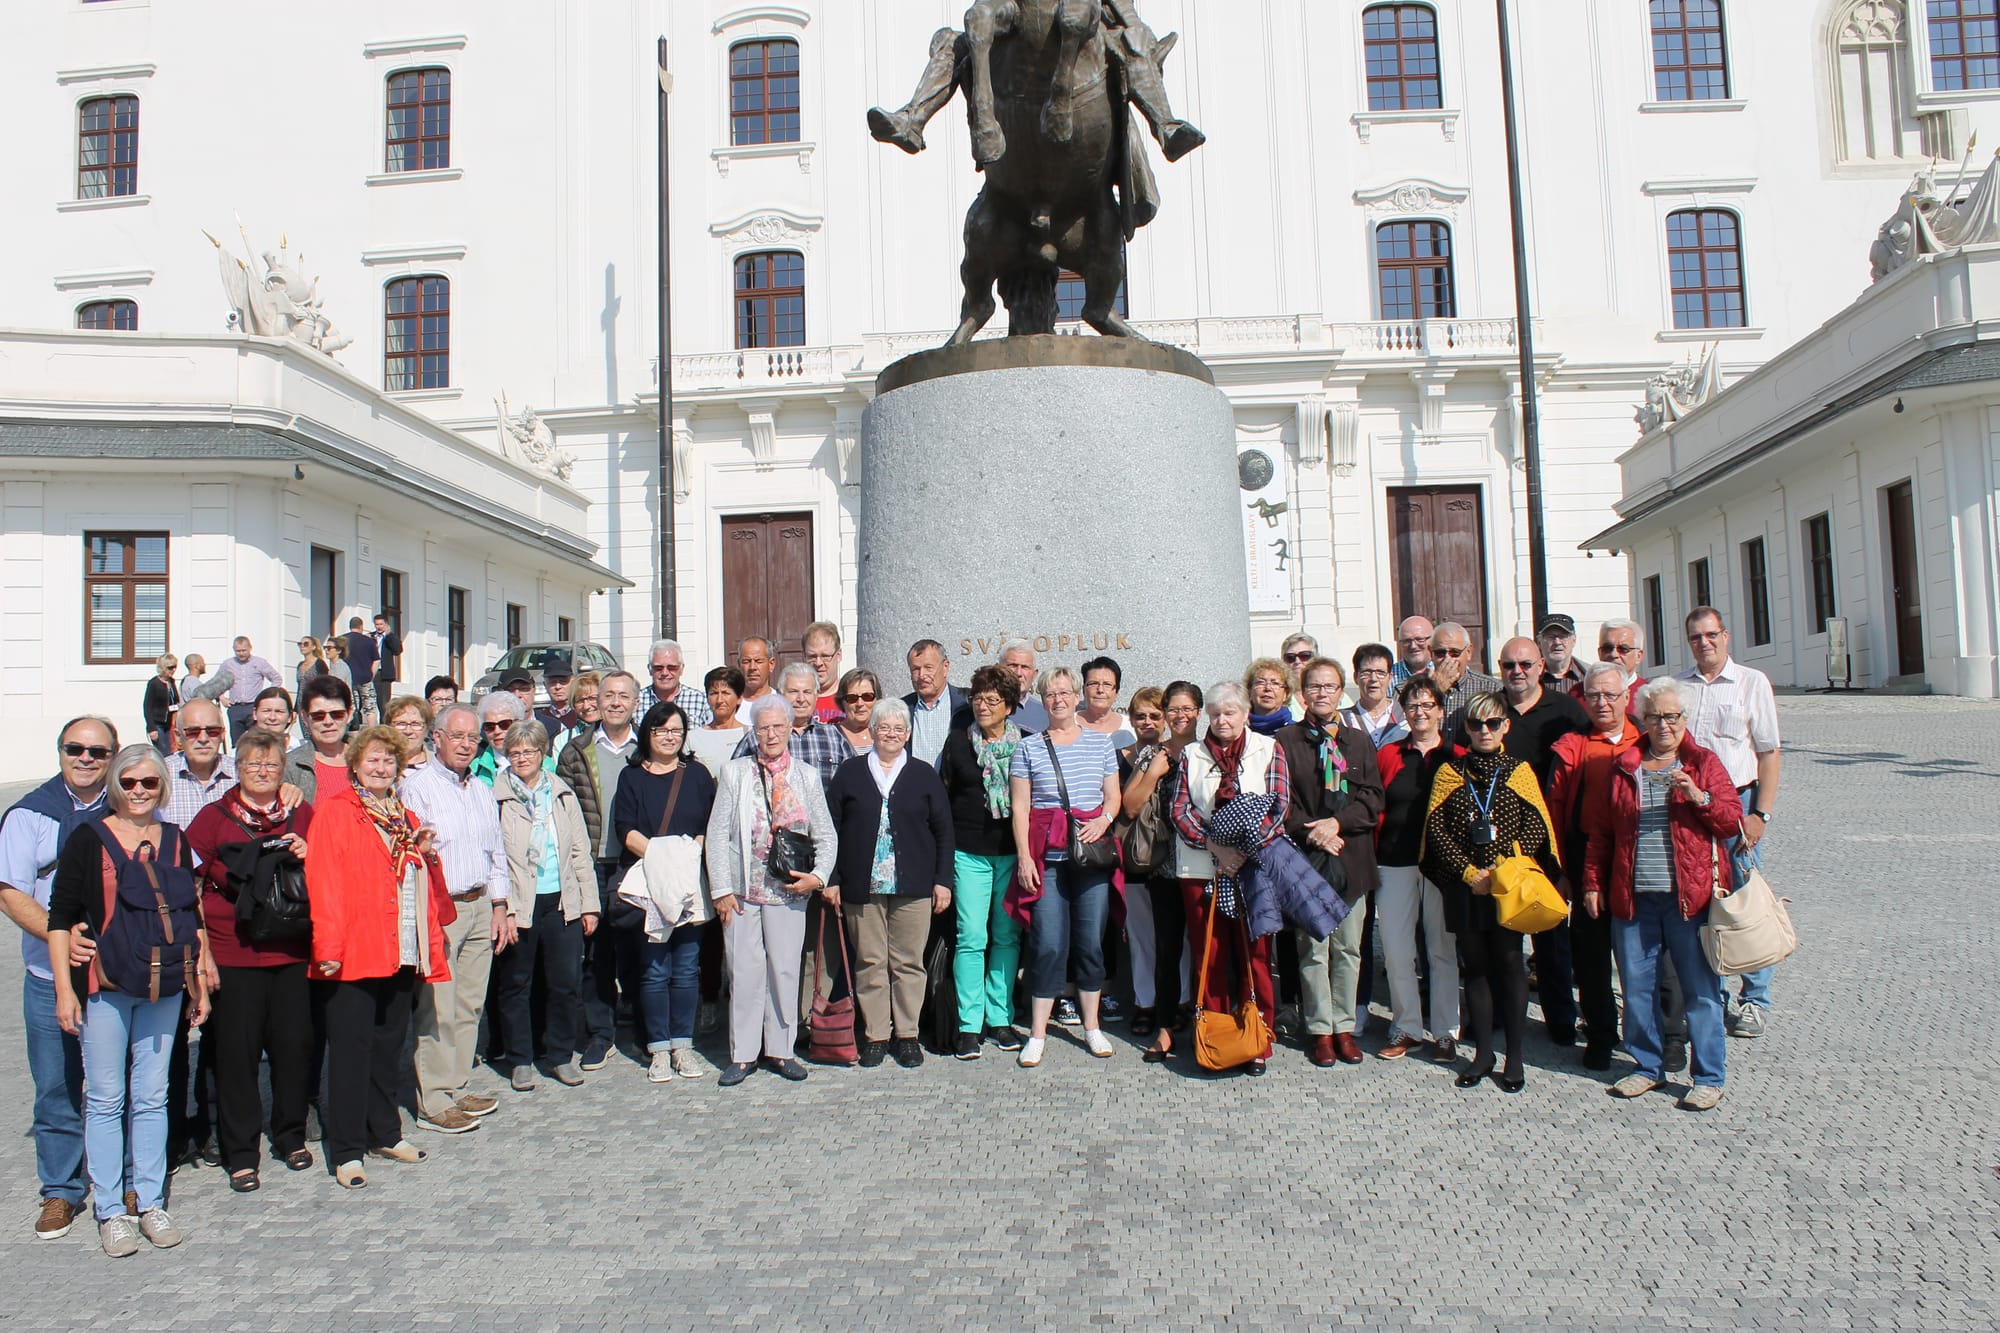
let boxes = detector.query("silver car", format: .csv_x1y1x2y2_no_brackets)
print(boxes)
469,641,621,708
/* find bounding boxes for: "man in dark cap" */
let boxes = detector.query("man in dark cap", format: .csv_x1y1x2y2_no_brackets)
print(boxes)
1537,613,1586,693
535,653,577,738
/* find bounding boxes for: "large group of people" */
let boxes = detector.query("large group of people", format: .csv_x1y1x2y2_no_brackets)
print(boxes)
1,606,1787,1256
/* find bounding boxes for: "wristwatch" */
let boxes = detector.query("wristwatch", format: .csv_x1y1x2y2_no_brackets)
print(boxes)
1748,810,1770,823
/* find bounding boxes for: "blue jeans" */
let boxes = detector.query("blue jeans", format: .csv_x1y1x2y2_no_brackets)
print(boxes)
1611,894,1727,1087
640,928,703,1052
1026,858,1111,998
81,989,182,1220
23,973,85,1206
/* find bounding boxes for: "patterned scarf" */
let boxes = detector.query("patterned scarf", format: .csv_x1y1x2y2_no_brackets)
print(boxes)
970,722,1021,818
750,751,807,900
1300,715,1350,796
360,789,426,876
505,769,556,876
226,786,290,834
1205,729,1248,802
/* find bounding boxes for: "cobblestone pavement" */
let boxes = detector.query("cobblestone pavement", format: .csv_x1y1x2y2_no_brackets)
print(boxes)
1,695,1996,1329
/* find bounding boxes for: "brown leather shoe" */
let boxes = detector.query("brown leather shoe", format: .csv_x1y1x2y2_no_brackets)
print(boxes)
1377,1034,1421,1061
1333,1033,1364,1064
455,1093,500,1117
34,1197,76,1240
1308,1034,1338,1067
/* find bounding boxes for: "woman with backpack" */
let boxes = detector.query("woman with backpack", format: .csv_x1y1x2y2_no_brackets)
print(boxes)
47,744,211,1257
184,727,315,1192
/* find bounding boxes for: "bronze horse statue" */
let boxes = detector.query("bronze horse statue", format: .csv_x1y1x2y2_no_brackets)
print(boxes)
868,0,1204,346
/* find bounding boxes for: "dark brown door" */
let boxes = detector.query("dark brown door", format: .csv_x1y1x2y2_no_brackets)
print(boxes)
1886,480,1924,676
1387,486,1489,667
720,511,815,671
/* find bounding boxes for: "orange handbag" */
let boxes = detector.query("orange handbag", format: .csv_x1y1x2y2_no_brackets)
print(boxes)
1192,887,1271,1071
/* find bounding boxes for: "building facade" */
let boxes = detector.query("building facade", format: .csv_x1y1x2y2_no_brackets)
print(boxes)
6,0,2000,752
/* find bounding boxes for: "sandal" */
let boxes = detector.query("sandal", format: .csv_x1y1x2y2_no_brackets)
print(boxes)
228,1169,260,1193
334,1161,367,1190
1130,1009,1157,1038
1141,1035,1173,1064
283,1149,314,1172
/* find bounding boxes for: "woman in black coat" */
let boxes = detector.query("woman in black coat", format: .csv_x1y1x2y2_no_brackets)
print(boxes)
823,698,953,1069
143,654,181,753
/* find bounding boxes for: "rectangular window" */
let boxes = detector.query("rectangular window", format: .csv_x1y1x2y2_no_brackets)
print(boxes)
1055,268,1129,323
385,275,451,390
1643,575,1666,667
447,585,468,682
1741,536,1771,646
1687,556,1712,613
1363,5,1443,110
557,615,575,641
1667,208,1746,330
1928,0,2000,91
386,67,451,172
505,603,525,649
1650,0,1731,101
83,531,168,664
1376,221,1456,320
77,95,139,199
379,568,404,634
1804,512,1837,633
733,251,806,349
730,39,801,145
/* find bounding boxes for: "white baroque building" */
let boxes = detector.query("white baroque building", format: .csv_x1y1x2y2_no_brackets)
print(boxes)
5,0,2000,776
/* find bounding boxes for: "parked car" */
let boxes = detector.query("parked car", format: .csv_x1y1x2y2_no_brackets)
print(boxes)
469,641,621,707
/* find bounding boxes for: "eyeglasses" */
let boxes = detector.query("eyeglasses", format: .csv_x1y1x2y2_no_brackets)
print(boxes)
179,726,225,740
843,692,878,704
1045,690,1077,701
118,775,162,792
1355,667,1390,679
1688,630,1725,643
1282,651,1315,663
1581,690,1624,703
61,743,113,760
1600,643,1642,657
239,760,283,773
1405,701,1442,714
1645,712,1685,726
1302,682,1342,695
1499,659,1538,672
1465,717,1506,732
1434,646,1468,659
442,730,481,744
1165,706,1200,717
649,663,678,674
804,651,837,663
308,709,350,724
652,726,686,739
969,694,1004,709
482,720,512,731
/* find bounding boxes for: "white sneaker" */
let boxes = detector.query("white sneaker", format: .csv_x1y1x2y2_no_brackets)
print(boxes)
137,1207,183,1249
1017,1036,1046,1068
648,1051,674,1083
99,1215,140,1258
671,1048,709,1080
1084,1028,1115,1058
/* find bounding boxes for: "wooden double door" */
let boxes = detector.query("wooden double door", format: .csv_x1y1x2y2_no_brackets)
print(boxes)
1386,486,1489,666
719,511,815,670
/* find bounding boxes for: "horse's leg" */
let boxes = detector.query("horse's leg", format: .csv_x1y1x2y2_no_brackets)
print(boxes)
964,0,1017,165
867,27,962,155
1113,22,1205,161
949,193,1005,345
1041,0,1099,146
1076,203,1143,340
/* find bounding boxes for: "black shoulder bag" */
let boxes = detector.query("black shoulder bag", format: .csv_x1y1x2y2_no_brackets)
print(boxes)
761,764,818,885
1046,734,1119,872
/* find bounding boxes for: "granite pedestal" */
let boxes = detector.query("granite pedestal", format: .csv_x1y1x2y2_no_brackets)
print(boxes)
857,336,1251,693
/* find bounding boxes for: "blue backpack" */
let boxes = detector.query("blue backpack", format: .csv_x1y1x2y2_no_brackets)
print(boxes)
93,820,202,1002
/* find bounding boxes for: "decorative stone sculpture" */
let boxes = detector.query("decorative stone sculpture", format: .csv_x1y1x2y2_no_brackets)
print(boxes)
866,0,1204,344
1870,144,2000,282
495,396,575,482
204,224,351,355
1635,343,1724,436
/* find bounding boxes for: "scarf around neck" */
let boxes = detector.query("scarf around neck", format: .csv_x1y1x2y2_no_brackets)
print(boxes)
1300,715,1350,795
970,722,1021,818
1205,730,1248,802
1248,705,1293,736
359,789,425,875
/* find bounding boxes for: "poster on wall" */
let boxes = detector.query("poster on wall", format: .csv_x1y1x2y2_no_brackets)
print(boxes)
1236,442,1292,614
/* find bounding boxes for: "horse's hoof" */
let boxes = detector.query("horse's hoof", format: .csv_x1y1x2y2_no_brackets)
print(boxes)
1162,121,1206,162
867,107,925,154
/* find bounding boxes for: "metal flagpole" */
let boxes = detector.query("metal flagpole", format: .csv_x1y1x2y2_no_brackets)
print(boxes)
1495,0,1550,626
656,36,678,639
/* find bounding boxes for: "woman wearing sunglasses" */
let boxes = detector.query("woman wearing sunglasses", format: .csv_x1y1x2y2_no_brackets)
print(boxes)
47,744,211,1256
1418,692,1561,1093
834,668,883,755
284,675,356,801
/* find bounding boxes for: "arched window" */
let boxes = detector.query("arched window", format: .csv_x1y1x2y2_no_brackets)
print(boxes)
734,251,805,349
77,95,139,198
1834,2,1939,162
386,67,451,172
1362,5,1442,110
1649,0,1730,101
76,299,138,331
1666,209,1745,329
384,275,451,390
730,39,801,145
1928,0,2000,89
1375,221,1455,320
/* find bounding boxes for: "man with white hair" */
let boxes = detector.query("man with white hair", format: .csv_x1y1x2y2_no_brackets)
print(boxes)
1584,617,1648,716
637,638,713,726
730,661,848,784
997,638,1049,733
1428,621,1499,743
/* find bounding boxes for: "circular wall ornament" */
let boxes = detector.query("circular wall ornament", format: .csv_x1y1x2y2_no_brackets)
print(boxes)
1237,448,1275,492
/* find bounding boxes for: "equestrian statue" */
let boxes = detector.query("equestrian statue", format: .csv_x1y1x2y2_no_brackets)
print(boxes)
867,0,1206,345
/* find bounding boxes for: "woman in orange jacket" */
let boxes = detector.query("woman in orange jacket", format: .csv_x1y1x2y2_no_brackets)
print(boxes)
305,725,451,1188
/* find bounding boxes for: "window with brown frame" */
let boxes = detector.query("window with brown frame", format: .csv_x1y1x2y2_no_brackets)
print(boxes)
1376,221,1456,320
1667,208,1745,329
1687,556,1712,613
730,39,801,145
1928,0,2000,91
1363,5,1443,111
1804,513,1837,633
84,531,168,664
1643,575,1667,667
386,67,451,171
505,603,525,649
733,251,805,349
1741,536,1772,646
385,275,451,390
379,568,405,635
77,95,139,198
558,615,575,642
76,299,137,331
447,585,468,682
1649,0,1731,101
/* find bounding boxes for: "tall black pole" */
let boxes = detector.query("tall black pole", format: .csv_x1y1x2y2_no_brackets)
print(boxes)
1495,0,1549,627
656,36,678,640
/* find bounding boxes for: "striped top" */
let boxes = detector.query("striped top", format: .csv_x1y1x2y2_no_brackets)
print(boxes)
1632,762,1678,895
1011,727,1119,815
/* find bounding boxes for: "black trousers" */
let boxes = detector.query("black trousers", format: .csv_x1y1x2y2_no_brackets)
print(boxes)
1458,916,1529,1071
1145,876,1187,1012
1568,903,1620,1053
166,1000,213,1155
209,963,312,1172
322,969,415,1170
492,894,585,1069
1532,919,1579,1032
582,864,643,1049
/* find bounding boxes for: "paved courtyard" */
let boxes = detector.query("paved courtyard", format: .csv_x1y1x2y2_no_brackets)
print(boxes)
1,693,1996,1329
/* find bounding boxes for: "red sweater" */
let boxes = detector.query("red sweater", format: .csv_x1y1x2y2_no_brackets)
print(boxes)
304,783,451,983
1581,736,1742,921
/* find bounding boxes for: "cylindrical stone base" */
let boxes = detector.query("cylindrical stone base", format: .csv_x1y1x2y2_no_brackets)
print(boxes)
858,337,1251,694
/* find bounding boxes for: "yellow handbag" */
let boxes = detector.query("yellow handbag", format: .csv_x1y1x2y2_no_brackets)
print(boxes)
1489,842,1567,934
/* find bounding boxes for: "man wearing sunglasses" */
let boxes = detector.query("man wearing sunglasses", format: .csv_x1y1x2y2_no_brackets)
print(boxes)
1430,622,1500,744
161,700,236,830
1583,618,1649,718
0,716,116,1239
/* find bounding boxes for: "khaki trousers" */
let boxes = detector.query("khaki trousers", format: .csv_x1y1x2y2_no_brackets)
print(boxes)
414,899,493,1118
1299,892,1369,1037
844,897,932,1042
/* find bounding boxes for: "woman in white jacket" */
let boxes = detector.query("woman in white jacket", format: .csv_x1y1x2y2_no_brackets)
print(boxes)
704,696,837,1088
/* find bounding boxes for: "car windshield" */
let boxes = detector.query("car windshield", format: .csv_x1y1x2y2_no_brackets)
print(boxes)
494,646,561,673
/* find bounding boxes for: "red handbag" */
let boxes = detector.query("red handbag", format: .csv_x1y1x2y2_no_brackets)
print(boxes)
805,905,859,1065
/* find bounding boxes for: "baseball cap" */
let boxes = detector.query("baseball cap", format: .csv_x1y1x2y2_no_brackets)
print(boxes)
542,652,573,679
1537,612,1576,636
498,667,535,688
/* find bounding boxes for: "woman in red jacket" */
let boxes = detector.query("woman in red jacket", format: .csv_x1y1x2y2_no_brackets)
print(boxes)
305,725,451,1188
1583,678,1741,1111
